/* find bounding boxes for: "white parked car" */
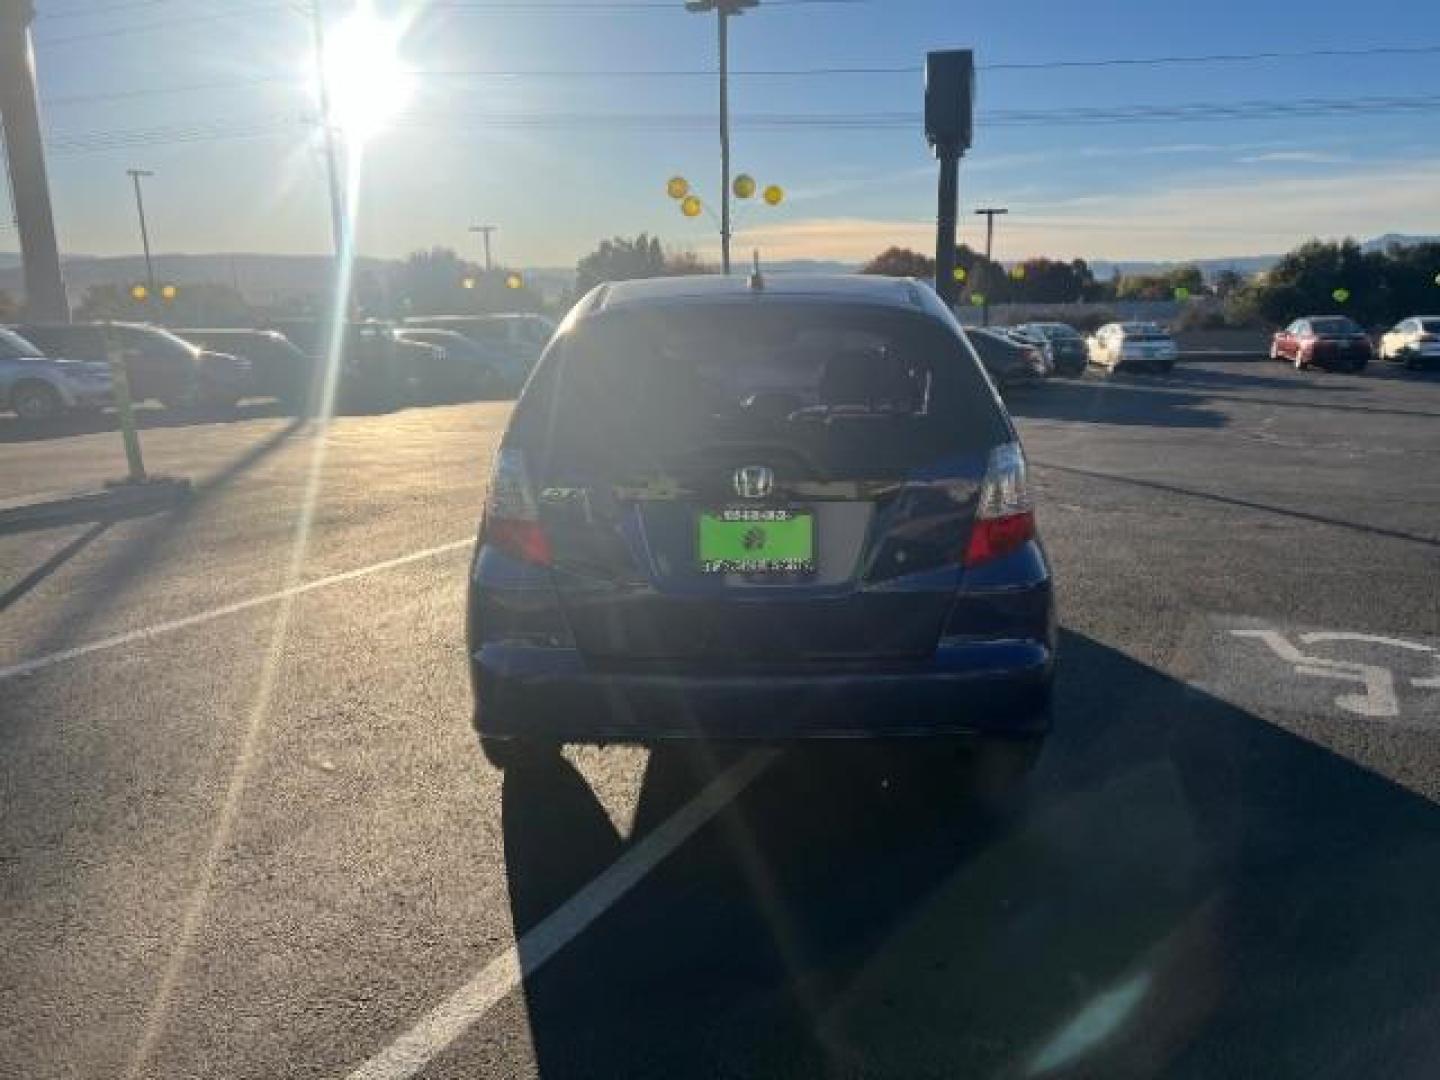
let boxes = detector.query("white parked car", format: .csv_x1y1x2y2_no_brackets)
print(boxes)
1377,317,1440,370
1087,322,1178,373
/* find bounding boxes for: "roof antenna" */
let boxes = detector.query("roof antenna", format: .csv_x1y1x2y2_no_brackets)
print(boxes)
748,249,765,292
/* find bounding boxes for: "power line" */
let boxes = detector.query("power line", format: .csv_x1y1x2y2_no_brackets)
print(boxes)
41,93,1440,157
37,41,1440,108
34,4,297,47
38,0,184,20
430,0,868,7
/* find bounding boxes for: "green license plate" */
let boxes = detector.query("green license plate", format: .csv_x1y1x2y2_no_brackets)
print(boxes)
698,509,815,574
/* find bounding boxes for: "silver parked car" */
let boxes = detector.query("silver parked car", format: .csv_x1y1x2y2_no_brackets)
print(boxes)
0,327,113,420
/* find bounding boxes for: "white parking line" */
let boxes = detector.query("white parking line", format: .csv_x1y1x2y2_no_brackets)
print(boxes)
0,538,472,682
344,749,777,1080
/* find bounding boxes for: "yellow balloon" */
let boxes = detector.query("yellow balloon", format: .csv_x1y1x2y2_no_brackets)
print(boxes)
505,273,523,290
762,184,784,206
667,176,690,200
130,284,148,301
681,195,703,218
1009,265,1026,281
952,266,967,283
733,174,756,199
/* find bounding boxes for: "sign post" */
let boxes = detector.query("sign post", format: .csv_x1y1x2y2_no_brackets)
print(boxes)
925,50,974,308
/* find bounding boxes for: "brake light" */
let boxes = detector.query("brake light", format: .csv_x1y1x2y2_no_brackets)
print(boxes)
482,448,552,565
964,442,1035,567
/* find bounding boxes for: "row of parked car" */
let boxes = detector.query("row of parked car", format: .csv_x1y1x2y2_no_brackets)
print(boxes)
1269,315,1440,372
0,313,556,421
974,312,1440,388
965,320,1179,389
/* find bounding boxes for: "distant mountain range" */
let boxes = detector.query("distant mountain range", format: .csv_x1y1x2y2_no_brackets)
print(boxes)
0,238,1434,300
1088,234,1440,280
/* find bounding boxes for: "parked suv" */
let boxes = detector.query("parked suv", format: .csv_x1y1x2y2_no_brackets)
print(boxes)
468,275,1055,790
0,327,113,420
15,321,249,408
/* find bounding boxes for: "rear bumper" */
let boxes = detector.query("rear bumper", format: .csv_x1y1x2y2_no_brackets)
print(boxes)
471,637,1054,742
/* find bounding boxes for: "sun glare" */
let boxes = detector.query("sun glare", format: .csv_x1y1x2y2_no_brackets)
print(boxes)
321,8,412,141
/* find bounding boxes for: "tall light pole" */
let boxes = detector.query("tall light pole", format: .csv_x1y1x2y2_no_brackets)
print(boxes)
126,169,157,310
309,0,346,269
1,0,67,319
975,207,1008,326
685,0,757,276
469,224,497,273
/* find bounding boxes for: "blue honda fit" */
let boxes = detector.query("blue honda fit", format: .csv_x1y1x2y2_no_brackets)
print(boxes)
467,274,1055,777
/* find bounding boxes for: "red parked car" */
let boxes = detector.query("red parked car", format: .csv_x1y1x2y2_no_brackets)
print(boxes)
1270,316,1372,373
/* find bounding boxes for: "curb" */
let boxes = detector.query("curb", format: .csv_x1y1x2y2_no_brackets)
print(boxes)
0,477,192,536
1179,351,1266,363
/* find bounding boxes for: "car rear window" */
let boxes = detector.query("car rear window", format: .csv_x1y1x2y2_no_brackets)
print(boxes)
1310,317,1361,335
1419,319,1440,334
0,328,42,360
513,301,1007,477
1122,323,1170,341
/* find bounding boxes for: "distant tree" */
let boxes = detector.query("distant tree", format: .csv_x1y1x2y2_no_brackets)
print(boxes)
862,247,936,278
1248,239,1392,327
75,281,250,324
664,249,714,277
573,233,712,295
1006,257,1096,304
386,247,543,316
575,234,667,294
1212,268,1246,299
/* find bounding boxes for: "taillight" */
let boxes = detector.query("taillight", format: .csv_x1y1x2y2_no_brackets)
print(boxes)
482,448,552,565
964,442,1036,568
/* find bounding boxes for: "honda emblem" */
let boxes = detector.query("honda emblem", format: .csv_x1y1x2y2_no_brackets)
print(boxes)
733,465,774,500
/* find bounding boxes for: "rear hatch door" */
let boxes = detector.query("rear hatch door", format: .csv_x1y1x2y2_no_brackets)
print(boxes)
513,299,1008,663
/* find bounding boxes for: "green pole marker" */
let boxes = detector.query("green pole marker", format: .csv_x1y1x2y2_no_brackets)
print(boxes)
1332,287,1351,303
103,323,147,483
1173,286,1190,301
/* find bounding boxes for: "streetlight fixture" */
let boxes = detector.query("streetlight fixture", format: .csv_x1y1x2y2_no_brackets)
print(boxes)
469,224,498,273
684,0,759,276
126,168,157,315
974,206,1008,326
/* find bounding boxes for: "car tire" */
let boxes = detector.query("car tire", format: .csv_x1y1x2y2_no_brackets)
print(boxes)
12,381,64,421
478,735,556,770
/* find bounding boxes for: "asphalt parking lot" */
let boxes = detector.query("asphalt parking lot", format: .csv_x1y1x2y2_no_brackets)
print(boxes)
4,359,1440,1079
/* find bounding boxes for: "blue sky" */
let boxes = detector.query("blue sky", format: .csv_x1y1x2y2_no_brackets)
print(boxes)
13,0,1440,267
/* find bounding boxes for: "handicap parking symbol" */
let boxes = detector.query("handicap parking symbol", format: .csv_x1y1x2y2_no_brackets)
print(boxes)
1230,629,1440,721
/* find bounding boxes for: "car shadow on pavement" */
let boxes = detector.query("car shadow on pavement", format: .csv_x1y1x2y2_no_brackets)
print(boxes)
1006,378,1228,429
1157,365,1360,394
498,629,1440,1078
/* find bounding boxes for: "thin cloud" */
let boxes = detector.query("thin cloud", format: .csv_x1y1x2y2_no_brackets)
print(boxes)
1237,150,1350,164
732,157,1440,262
